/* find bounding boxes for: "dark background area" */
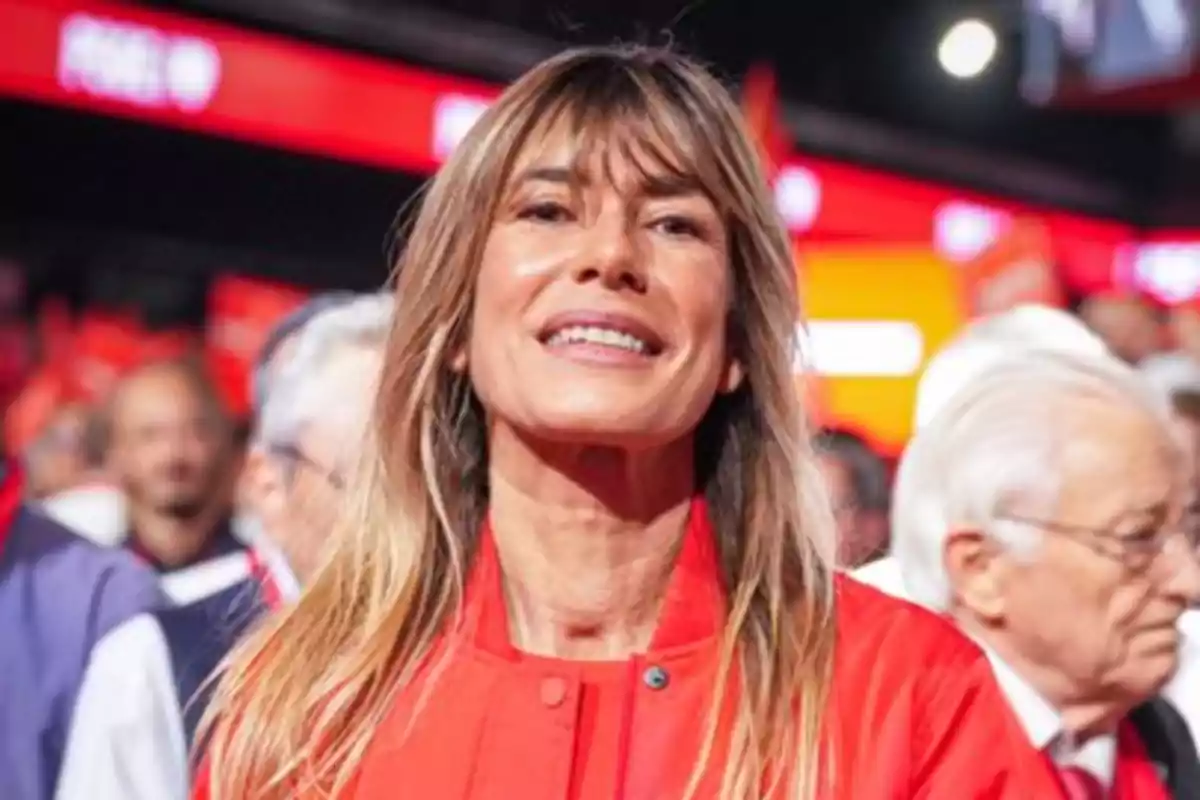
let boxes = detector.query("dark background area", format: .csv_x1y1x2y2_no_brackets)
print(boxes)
136,0,1180,203
0,0,1192,322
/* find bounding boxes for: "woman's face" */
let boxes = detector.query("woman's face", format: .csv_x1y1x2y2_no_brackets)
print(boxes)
465,126,742,450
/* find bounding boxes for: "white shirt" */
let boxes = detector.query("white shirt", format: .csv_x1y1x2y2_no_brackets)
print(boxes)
984,648,1117,786
54,614,188,800
55,553,256,800
850,554,907,598
38,484,127,546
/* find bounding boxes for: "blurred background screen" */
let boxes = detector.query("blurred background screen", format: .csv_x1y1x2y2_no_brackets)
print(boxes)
1024,0,1200,105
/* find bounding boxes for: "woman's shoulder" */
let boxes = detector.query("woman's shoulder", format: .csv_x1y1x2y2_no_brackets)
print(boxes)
833,573,984,671
826,576,1061,797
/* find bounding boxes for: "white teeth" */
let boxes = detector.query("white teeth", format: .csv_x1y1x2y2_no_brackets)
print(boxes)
546,325,650,354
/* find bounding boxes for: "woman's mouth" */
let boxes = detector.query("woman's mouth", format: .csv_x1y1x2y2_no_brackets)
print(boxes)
544,325,653,355
538,311,666,360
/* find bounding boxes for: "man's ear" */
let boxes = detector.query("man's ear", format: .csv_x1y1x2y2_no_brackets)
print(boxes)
944,528,1008,623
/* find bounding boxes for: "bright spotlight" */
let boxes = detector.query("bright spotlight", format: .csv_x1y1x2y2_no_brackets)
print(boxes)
938,18,998,80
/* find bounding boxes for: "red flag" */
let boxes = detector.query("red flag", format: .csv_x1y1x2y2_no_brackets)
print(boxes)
741,63,790,181
958,219,1065,317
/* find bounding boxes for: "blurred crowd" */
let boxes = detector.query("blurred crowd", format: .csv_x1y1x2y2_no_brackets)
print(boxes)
1,290,393,799
2,284,1198,798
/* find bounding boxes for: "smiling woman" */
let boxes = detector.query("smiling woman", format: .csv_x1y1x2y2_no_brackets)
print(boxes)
195,45,1063,800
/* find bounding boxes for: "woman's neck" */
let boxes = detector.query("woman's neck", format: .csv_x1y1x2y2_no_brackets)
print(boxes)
487,428,695,660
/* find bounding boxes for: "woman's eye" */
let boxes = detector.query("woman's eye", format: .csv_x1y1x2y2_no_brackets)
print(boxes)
652,215,703,239
517,201,572,223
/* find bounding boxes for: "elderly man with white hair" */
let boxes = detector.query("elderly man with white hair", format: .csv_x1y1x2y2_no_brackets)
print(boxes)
855,304,1111,595
891,342,1200,798
54,292,392,800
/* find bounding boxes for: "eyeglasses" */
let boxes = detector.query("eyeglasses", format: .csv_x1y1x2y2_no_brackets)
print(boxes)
996,510,1200,574
268,443,346,491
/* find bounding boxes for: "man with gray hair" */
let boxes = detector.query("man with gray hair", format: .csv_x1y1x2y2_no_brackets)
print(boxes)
892,347,1200,797
239,291,390,590
55,291,393,800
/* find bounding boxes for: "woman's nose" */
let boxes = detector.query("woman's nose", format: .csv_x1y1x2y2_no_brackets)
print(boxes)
570,218,647,293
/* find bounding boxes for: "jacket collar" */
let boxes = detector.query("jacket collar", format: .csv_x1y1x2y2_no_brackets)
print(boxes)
982,645,1116,786
0,462,22,558
461,495,726,659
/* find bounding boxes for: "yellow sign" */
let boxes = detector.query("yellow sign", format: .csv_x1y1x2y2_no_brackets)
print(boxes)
798,245,965,453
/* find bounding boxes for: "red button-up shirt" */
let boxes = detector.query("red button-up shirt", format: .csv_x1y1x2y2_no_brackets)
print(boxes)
196,498,1063,799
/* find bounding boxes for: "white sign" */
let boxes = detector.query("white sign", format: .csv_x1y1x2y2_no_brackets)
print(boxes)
774,165,822,231
934,201,1009,262
1133,243,1200,302
57,13,221,113
797,320,925,378
432,94,490,160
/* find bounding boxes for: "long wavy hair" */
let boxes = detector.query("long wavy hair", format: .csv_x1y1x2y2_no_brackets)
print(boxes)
202,45,838,800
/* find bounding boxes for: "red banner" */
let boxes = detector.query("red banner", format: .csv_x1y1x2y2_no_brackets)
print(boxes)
776,156,1135,292
70,312,192,401
0,0,1162,304
0,0,498,173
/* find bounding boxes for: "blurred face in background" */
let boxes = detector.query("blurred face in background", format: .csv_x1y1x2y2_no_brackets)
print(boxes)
108,363,230,521
1081,295,1162,365
24,403,90,498
248,343,382,583
817,452,863,565
816,440,890,567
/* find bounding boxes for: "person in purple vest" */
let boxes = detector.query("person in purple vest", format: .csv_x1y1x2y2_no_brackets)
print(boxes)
0,460,164,800
55,292,391,800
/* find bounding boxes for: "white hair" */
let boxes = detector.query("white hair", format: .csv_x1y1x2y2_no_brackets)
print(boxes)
255,292,393,449
913,304,1110,430
893,348,1175,611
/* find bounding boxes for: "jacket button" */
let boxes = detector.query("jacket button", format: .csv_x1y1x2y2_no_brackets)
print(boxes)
642,665,669,691
540,677,568,708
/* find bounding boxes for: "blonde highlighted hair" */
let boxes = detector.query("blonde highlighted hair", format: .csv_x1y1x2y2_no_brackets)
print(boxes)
202,45,838,799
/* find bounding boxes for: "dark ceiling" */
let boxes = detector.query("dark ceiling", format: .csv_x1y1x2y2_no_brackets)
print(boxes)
144,0,1185,219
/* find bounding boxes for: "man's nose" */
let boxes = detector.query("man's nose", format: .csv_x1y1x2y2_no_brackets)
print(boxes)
1161,533,1200,607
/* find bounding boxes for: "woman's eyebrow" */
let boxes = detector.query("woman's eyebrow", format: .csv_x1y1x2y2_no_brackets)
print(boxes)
510,165,576,187
509,163,705,201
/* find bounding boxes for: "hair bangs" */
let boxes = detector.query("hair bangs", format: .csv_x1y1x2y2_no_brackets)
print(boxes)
503,56,733,215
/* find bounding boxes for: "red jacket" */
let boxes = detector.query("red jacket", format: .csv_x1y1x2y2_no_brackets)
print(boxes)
197,500,1062,799
1113,719,1174,799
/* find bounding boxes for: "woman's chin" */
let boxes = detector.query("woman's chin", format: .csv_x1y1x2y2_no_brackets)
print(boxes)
503,409,689,453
